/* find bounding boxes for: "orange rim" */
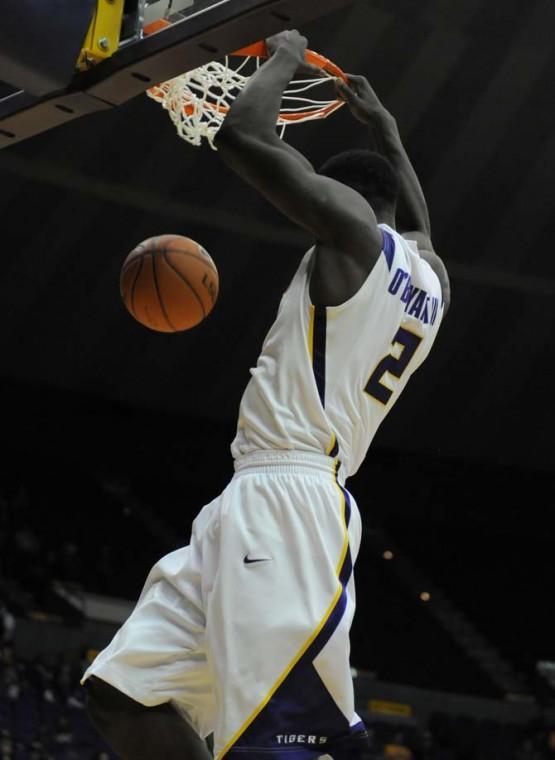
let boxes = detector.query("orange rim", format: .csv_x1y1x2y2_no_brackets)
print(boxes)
232,42,347,120
233,41,346,80
147,37,347,122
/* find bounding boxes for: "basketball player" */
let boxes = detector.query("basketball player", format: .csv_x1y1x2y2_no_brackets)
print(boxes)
84,30,450,760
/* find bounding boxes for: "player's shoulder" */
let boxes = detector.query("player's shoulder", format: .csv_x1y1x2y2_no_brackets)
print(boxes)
328,180,384,255
399,230,451,314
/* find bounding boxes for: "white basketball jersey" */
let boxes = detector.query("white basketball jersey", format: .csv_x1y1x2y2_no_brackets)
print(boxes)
231,224,445,480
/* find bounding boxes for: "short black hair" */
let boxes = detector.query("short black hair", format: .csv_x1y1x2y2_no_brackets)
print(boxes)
318,149,399,214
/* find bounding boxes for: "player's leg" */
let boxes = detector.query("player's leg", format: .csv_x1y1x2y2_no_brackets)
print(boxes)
205,457,368,758
81,516,219,759
86,676,212,760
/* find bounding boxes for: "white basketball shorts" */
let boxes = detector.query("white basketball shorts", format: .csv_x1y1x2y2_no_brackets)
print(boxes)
82,450,369,758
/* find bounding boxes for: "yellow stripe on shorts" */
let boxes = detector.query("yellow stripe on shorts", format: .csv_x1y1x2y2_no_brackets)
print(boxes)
307,304,315,362
216,461,349,758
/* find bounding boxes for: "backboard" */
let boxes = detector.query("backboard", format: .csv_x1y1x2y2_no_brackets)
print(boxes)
0,0,355,149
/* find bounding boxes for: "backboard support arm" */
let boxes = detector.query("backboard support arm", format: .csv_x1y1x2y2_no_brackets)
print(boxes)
0,0,355,149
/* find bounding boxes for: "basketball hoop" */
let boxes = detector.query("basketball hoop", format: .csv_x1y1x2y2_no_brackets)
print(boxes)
146,40,347,149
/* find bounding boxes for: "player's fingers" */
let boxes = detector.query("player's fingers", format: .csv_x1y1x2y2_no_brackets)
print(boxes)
345,73,372,95
295,60,324,78
266,29,308,57
346,73,368,85
287,29,309,53
335,78,358,102
305,61,326,77
288,29,307,42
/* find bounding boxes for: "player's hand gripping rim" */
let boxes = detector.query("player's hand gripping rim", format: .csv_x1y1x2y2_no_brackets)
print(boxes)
266,30,325,78
334,74,393,124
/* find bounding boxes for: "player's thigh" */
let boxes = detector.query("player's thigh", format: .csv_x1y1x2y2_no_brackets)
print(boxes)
204,473,359,756
83,545,216,737
86,676,212,759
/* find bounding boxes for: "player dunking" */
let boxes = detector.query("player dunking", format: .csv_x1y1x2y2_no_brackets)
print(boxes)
83,30,450,760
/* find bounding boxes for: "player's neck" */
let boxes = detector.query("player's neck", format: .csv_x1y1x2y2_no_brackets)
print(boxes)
375,211,396,228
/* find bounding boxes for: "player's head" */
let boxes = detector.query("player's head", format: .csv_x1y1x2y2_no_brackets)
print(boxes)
318,149,399,216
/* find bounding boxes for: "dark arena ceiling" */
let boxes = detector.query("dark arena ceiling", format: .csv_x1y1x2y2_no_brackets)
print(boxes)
0,0,554,692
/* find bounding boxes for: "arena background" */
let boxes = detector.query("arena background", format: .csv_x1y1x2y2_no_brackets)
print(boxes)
1,0,554,757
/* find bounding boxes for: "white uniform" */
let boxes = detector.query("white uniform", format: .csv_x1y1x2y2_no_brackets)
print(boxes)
232,224,443,481
82,225,444,759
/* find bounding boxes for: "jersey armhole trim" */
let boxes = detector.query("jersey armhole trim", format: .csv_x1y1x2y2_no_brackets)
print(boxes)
382,229,395,271
306,234,397,314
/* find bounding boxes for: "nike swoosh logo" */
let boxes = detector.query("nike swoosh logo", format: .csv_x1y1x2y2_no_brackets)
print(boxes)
243,555,273,565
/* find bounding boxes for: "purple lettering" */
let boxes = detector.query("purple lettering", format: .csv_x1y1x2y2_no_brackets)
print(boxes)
431,297,439,325
408,290,426,319
401,278,414,305
421,297,430,325
388,268,408,295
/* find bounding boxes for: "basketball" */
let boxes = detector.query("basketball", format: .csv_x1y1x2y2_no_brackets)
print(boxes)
120,235,219,333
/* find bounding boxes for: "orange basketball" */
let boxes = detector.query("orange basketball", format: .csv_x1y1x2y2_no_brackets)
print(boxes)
120,235,219,333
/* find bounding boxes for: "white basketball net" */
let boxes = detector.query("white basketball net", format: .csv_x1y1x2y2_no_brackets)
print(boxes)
147,54,344,149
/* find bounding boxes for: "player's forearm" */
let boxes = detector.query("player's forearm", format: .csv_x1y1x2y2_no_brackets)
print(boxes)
337,75,431,235
371,111,431,235
222,48,298,137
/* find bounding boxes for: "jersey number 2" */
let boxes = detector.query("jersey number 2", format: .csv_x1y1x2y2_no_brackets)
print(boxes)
365,327,423,405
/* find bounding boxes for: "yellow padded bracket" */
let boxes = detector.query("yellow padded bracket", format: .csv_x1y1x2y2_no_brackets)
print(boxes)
77,0,125,71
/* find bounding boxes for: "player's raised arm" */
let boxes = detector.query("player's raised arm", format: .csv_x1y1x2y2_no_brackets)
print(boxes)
214,31,382,265
337,75,450,310
336,75,431,237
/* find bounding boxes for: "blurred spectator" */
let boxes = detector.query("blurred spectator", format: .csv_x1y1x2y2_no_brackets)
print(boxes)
27,738,54,760
50,655,83,711
53,714,73,747
0,730,14,760
57,660,73,700
0,644,15,667
0,604,15,646
29,655,56,704
1,665,21,704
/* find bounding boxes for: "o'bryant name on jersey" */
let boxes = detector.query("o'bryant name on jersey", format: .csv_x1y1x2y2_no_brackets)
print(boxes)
275,735,328,745
388,267,440,326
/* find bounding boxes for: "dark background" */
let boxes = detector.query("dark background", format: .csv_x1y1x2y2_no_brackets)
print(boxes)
1,0,554,700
